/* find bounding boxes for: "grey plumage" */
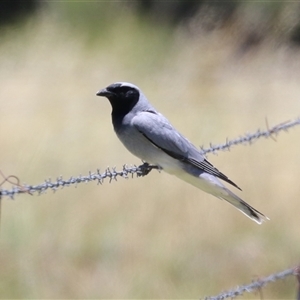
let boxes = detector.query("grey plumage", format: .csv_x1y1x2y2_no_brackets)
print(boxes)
96,82,268,224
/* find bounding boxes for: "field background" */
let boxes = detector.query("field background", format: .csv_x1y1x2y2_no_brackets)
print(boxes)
0,2,300,298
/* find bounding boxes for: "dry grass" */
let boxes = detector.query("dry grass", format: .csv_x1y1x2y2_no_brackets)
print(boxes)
0,6,300,298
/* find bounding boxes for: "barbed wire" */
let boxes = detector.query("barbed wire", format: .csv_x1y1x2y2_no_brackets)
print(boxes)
204,266,299,299
0,163,159,199
0,117,300,298
200,117,300,155
0,117,299,199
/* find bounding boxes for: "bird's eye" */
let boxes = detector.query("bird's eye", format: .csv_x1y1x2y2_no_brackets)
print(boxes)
118,87,134,98
120,87,132,94
115,86,139,101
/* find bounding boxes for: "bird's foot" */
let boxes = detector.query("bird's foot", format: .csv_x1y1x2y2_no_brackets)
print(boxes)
137,162,161,177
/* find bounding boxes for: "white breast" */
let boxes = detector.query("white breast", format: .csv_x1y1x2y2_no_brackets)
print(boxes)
116,125,183,175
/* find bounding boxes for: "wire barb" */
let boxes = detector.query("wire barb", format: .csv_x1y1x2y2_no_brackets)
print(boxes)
0,164,160,199
199,117,300,155
0,117,299,199
205,266,298,300
0,118,299,298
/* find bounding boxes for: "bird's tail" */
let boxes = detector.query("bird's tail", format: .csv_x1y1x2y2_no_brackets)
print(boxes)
218,188,269,224
173,170,268,224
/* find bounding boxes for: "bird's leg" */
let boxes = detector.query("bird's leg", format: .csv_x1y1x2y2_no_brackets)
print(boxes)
137,161,161,177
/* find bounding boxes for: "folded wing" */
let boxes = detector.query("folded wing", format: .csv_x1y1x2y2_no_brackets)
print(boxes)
132,110,241,190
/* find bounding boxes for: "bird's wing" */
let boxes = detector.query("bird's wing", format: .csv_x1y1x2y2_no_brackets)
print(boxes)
132,110,241,190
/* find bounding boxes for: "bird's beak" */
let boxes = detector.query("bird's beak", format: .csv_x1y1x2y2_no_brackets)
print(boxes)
96,88,111,97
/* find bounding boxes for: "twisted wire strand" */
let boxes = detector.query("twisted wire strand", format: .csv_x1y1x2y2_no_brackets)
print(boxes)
0,117,299,199
205,266,298,300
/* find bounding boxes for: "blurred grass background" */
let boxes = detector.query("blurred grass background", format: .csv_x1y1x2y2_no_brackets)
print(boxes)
0,1,300,298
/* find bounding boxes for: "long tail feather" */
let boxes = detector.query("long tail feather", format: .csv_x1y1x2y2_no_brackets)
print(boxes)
219,188,269,224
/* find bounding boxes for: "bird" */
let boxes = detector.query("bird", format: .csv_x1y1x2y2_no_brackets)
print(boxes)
96,82,268,224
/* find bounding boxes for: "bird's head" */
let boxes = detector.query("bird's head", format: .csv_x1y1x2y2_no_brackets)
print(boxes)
96,82,141,113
